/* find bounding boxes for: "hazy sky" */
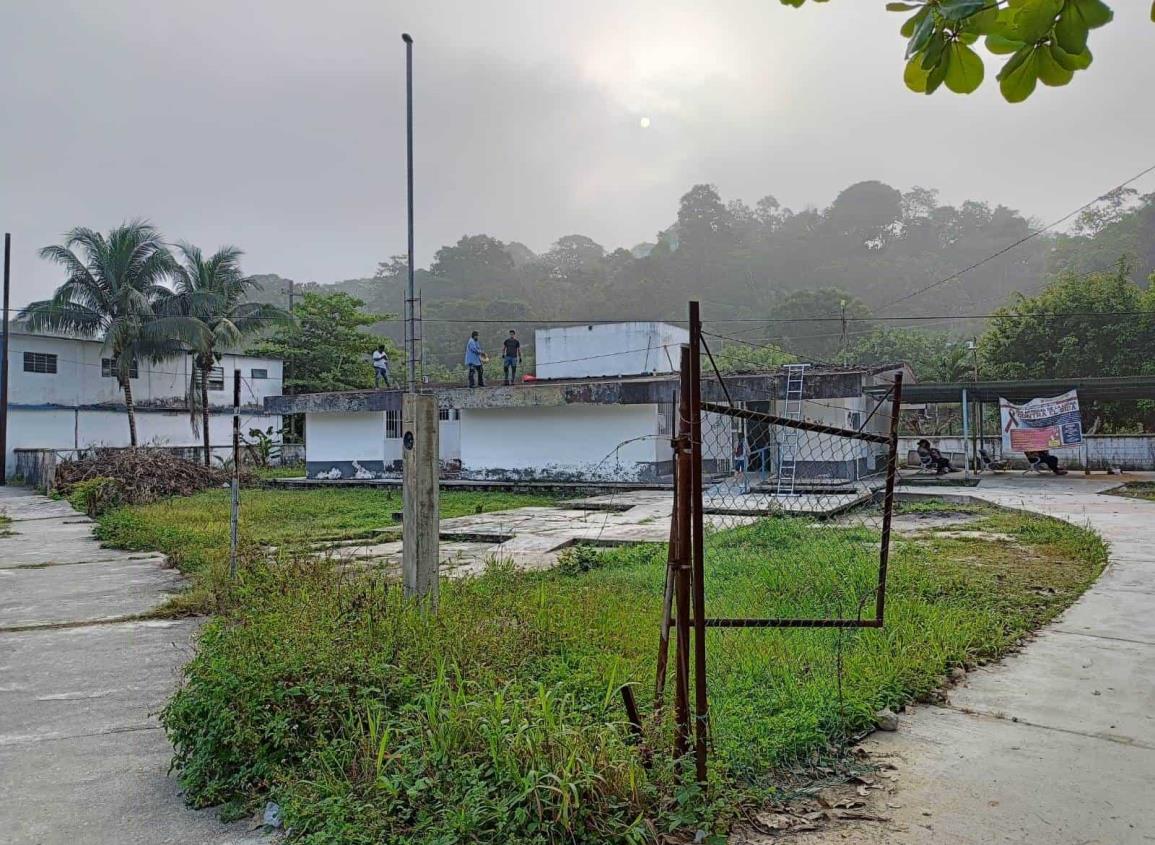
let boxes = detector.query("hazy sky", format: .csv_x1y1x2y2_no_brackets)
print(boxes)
3,0,1154,305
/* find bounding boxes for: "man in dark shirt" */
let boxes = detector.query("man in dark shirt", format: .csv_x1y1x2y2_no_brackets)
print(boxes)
502,330,522,385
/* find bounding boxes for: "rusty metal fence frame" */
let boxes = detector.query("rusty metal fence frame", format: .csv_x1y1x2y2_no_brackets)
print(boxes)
656,301,904,783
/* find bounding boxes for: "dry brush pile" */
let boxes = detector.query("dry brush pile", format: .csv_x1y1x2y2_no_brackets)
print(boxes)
54,448,239,516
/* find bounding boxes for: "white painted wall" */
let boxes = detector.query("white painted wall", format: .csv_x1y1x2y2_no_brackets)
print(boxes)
308,412,385,465
459,404,661,480
4,407,284,475
5,330,282,409
534,322,688,380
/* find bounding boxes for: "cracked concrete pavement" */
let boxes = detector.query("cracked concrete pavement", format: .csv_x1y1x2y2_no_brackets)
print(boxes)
0,485,266,845
786,472,1155,845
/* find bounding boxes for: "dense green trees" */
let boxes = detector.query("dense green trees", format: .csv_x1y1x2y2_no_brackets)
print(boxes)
248,292,395,396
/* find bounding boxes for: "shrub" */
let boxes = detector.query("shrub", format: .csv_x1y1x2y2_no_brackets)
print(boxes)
66,476,124,517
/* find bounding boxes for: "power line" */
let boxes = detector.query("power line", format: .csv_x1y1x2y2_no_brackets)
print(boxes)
879,162,1155,309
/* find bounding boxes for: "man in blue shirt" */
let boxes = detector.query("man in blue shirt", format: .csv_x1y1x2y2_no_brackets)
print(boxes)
465,330,485,388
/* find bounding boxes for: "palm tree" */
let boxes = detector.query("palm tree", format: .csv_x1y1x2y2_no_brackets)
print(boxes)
163,243,290,466
21,221,195,447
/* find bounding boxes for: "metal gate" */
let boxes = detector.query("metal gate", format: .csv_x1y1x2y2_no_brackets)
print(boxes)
654,302,904,783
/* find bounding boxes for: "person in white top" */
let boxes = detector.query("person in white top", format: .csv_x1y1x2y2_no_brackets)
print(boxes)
372,345,391,388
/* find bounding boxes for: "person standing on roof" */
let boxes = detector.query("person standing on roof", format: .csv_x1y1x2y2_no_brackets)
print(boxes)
465,330,485,388
372,344,391,388
502,329,522,385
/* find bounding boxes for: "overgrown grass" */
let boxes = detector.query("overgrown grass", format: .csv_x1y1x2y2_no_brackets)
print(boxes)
95,487,561,615
161,501,1106,843
1106,481,1155,502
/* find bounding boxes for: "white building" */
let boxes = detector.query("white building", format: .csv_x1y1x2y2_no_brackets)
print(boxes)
535,321,688,380
269,322,908,483
2,327,283,475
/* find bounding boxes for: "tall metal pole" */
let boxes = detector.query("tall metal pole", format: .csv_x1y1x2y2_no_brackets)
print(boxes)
402,33,416,393
687,301,708,784
0,234,10,485
229,369,241,577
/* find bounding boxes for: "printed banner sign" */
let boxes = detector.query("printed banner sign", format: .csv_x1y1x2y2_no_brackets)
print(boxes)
999,390,1083,452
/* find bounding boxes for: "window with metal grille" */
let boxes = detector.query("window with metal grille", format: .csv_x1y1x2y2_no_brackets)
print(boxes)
23,352,57,374
385,410,402,439
101,358,138,379
438,408,459,421
194,365,226,391
250,368,268,380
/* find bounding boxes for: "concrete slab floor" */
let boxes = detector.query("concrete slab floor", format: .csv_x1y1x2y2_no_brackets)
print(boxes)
0,486,268,844
781,472,1155,845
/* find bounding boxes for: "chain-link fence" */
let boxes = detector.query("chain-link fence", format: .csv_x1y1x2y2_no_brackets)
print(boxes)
655,303,903,785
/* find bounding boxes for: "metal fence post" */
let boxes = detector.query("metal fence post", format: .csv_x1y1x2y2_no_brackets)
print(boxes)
874,372,903,623
687,302,709,784
673,347,693,763
229,369,240,578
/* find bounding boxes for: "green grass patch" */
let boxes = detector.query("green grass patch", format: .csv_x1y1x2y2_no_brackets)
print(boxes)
161,503,1106,843
1105,481,1155,502
95,487,562,615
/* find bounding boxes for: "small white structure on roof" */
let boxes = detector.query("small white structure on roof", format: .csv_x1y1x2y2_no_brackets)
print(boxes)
535,321,687,380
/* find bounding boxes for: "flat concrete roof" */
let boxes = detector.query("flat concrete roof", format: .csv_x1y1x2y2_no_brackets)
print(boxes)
264,367,892,415
869,375,1155,404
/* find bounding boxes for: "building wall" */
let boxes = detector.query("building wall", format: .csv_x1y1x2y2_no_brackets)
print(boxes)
304,409,460,479
898,434,1155,471
306,411,386,479
534,322,688,380
459,404,662,481
3,406,284,475
5,331,283,409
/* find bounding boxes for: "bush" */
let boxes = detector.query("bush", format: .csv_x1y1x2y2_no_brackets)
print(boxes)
162,559,679,843
66,476,124,517
556,543,604,575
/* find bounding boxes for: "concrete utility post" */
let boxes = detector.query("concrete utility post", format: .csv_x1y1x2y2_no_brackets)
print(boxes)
400,32,439,605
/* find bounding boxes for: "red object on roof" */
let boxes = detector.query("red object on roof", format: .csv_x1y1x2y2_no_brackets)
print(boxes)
522,374,537,382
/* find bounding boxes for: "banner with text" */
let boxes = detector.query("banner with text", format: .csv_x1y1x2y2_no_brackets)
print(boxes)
1000,390,1083,452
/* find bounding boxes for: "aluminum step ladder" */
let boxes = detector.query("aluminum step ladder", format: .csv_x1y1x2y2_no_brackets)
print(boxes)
776,364,809,496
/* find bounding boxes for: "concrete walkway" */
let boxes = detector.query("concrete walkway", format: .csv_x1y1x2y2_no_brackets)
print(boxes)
795,472,1155,845
0,486,265,845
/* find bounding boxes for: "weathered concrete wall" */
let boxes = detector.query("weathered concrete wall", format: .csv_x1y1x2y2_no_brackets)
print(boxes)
897,434,1155,470
459,404,661,481
6,330,282,410
535,322,688,380
4,407,284,477
307,411,386,479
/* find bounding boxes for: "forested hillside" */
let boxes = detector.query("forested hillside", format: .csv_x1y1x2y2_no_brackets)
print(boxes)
249,181,1155,375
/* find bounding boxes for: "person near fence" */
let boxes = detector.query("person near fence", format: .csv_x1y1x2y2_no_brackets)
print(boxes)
732,437,747,484
502,329,522,385
465,331,486,388
917,439,959,474
1024,449,1068,475
372,344,391,388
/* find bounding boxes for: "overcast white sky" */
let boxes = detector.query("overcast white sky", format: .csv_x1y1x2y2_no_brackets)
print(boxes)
2,0,1153,305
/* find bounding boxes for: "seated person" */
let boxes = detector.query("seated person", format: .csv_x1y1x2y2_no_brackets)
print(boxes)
916,439,959,474
1024,449,1068,475
978,447,1004,471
